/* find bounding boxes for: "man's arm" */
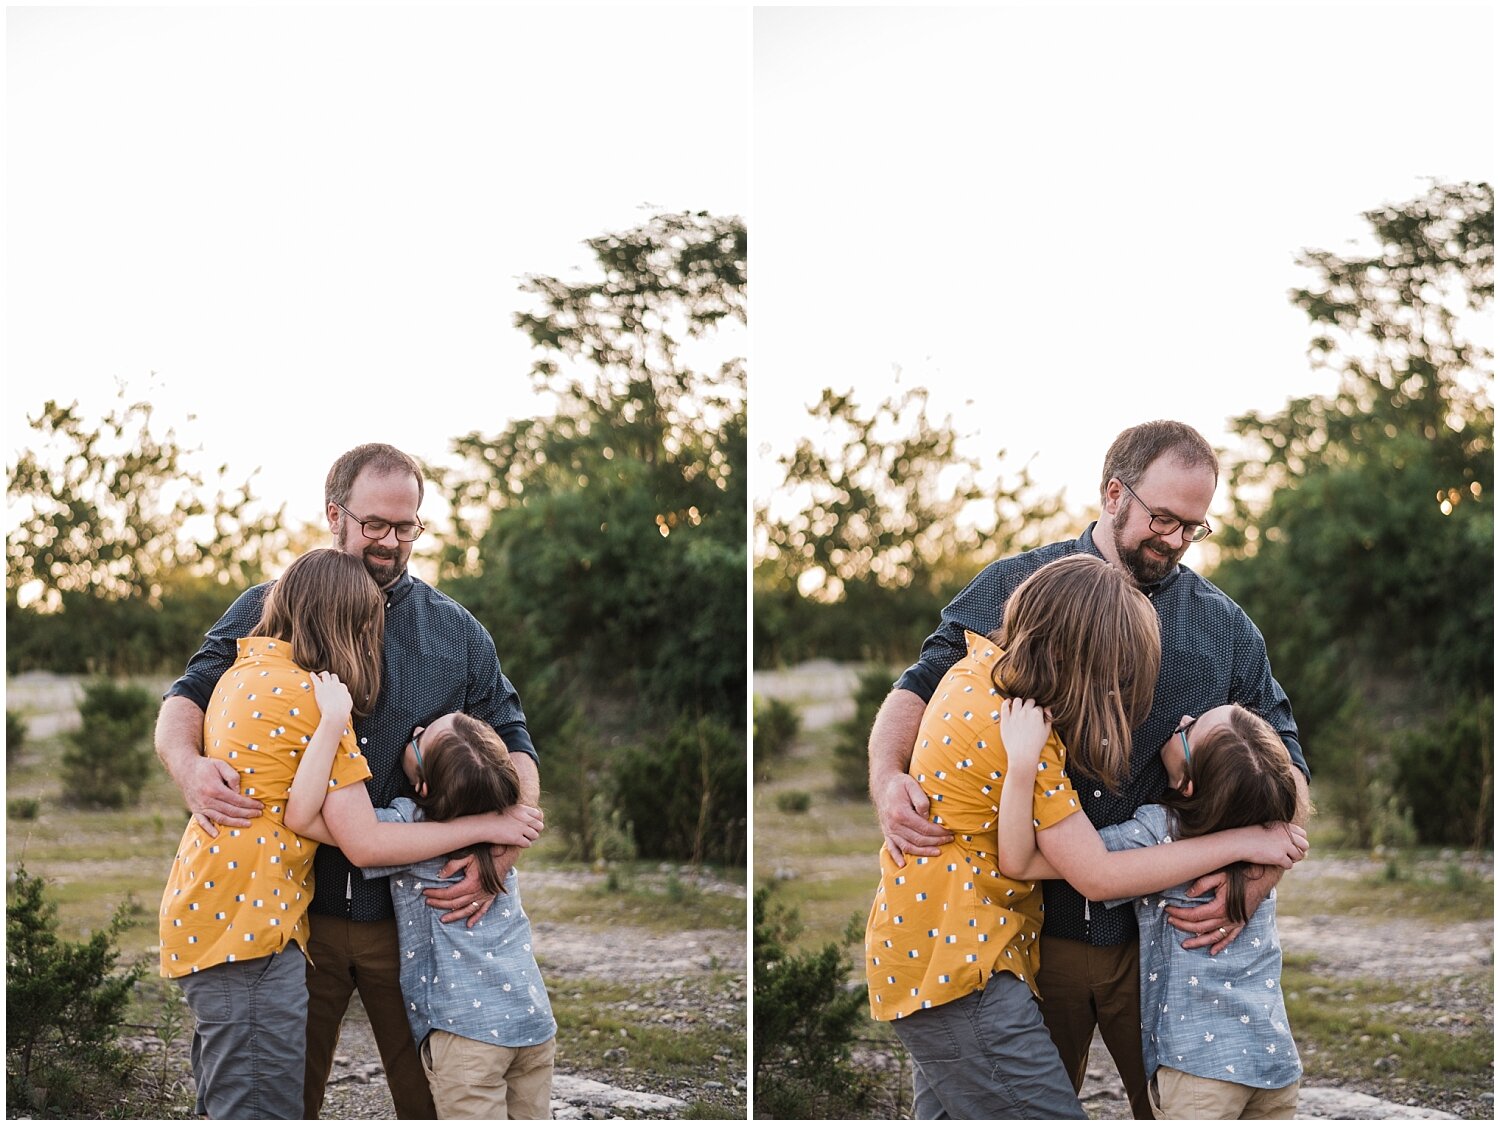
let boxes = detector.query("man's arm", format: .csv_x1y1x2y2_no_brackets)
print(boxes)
867,688,953,866
154,695,262,836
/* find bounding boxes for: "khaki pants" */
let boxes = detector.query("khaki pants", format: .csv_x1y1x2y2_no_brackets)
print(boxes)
1150,1068,1300,1120
422,1030,557,1120
1036,935,1155,1119
302,915,436,1119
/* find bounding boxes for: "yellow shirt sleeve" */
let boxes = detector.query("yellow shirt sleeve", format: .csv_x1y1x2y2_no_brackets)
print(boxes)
1031,734,1081,830
326,725,373,790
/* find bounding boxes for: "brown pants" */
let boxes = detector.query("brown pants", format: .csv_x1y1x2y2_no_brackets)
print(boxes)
1036,934,1155,1120
303,914,436,1120
1150,1068,1300,1119
422,1030,557,1119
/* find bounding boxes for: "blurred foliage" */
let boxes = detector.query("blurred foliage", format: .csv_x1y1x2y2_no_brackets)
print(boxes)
7,392,285,607
752,886,875,1119
612,715,746,867
832,668,901,798
61,681,157,809
6,710,26,764
438,211,747,864
6,392,297,675
7,865,145,1116
1212,180,1492,848
755,388,1068,665
753,696,801,772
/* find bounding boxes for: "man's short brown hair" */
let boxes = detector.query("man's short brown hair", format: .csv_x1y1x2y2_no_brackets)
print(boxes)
325,443,425,509
1099,421,1218,500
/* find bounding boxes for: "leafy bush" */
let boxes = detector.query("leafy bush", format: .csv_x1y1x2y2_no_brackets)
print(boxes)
8,798,40,820
753,696,801,768
61,680,157,808
6,865,145,1115
831,668,897,797
612,715,746,866
753,886,873,1118
6,709,26,763
776,790,812,815
1393,694,1493,848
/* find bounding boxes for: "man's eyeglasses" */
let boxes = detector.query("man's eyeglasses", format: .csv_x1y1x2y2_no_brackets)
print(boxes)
1117,480,1213,543
336,502,425,543
1172,716,1198,768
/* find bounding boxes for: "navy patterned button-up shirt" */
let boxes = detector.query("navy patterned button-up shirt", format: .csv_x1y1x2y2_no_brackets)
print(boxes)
894,525,1305,947
167,570,535,922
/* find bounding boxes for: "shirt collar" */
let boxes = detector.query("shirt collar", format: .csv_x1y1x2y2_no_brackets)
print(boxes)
383,570,415,607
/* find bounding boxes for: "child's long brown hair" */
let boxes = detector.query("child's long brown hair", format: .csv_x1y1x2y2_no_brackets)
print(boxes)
251,549,384,716
414,715,522,896
1159,705,1301,924
990,555,1160,791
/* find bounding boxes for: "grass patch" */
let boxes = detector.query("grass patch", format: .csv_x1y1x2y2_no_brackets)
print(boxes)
1279,857,1493,925
549,973,744,1082
1282,957,1493,1091
525,866,746,935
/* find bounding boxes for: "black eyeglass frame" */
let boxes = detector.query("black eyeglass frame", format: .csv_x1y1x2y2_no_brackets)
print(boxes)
335,501,426,543
1116,479,1213,543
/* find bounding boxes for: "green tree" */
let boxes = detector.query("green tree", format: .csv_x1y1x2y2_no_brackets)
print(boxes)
1212,181,1492,846
6,390,292,674
439,212,746,865
752,887,873,1118
7,866,145,1114
60,681,158,809
755,387,1067,665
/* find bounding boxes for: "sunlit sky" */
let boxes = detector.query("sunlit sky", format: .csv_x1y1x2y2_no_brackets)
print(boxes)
5,3,1494,583
6,5,750,560
752,3,1494,534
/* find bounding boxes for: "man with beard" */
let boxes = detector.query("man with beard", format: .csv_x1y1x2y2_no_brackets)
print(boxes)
867,419,1309,1119
155,443,539,1119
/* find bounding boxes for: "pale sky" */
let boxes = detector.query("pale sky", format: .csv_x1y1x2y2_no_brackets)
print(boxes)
752,3,1494,532
6,5,750,565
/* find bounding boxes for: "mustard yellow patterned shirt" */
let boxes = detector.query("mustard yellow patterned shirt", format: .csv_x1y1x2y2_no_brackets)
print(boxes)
158,637,371,977
865,630,1081,1020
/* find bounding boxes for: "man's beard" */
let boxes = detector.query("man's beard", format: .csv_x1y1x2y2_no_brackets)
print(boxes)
1114,530,1185,586
340,525,403,587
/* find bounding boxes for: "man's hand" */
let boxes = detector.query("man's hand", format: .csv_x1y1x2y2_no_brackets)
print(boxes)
876,773,952,867
179,754,263,836
425,852,513,928
1166,865,1281,955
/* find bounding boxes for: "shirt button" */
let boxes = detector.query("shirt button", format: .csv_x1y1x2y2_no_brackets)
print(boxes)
360,737,368,744
1094,790,1102,798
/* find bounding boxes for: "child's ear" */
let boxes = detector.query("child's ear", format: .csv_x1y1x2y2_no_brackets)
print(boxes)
1182,780,1194,798
416,781,429,797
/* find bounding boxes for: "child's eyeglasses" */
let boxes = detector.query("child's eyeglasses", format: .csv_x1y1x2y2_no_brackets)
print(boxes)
408,732,425,781
1172,716,1198,768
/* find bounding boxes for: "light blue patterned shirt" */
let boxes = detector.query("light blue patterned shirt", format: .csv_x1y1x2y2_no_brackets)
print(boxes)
365,800,556,1049
1101,805,1301,1089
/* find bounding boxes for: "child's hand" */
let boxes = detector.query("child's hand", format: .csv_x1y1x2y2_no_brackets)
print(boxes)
485,803,545,848
311,671,353,726
999,698,1051,766
1242,821,1309,869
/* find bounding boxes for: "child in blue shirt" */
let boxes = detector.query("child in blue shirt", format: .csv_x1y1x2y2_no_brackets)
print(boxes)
293,710,557,1119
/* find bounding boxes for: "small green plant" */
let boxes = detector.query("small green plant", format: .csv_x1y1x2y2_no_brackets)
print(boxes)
754,696,801,766
61,680,157,809
6,864,146,1115
753,885,874,1118
611,715,746,866
776,790,813,814
6,709,27,762
8,798,40,821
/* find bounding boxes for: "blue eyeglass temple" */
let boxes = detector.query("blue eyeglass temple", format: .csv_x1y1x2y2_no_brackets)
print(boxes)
409,735,424,773
1178,728,1192,766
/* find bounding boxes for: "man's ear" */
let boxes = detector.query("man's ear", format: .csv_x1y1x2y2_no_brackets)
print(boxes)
1102,478,1124,517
